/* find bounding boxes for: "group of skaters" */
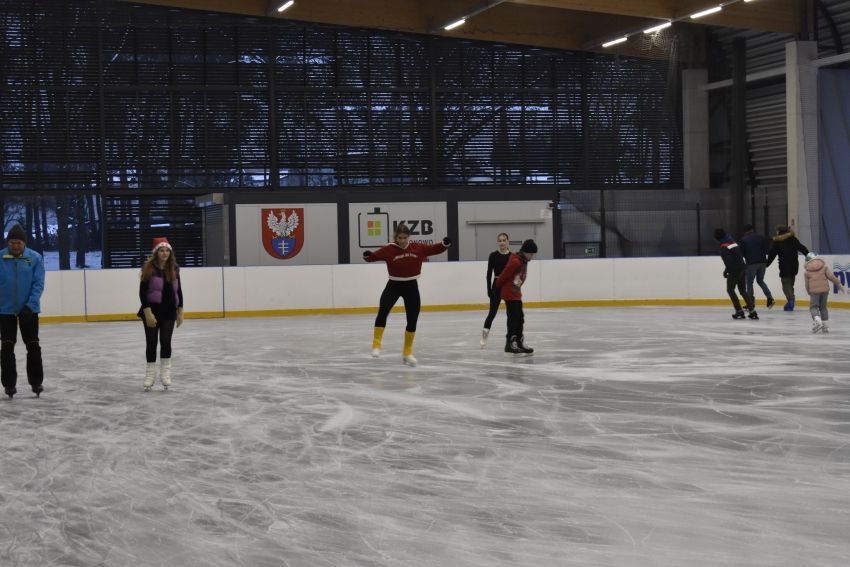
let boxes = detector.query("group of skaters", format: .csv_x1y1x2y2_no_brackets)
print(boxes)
4,220,844,399
715,224,846,332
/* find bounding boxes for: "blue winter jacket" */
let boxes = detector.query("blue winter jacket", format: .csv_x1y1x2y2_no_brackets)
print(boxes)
0,247,45,315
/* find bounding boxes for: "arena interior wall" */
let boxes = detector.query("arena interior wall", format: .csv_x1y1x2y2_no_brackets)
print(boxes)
40,257,850,323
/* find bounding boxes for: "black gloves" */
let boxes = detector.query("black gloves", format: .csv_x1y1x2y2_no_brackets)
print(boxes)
442,236,452,246
363,250,373,259
722,270,728,278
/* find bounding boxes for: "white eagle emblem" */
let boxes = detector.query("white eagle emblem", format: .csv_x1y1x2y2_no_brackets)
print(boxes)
266,209,300,238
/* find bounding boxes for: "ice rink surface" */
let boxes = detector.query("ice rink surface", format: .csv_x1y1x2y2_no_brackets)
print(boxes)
2,306,850,566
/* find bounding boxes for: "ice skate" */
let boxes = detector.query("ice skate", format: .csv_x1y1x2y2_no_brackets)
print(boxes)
480,328,489,348
371,347,381,358
402,354,417,367
4,387,15,400
33,386,43,398
160,358,172,390
766,297,775,309
517,335,534,354
732,311,746,319
748,311,759,320
143,362,156,392
812,316,823,334
504,335,523,354
822,323,829,333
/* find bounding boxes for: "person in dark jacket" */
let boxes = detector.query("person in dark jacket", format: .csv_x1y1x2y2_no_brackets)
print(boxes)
0,224,45,399
739,224,775,309
714,228,757,320
493,239,537,354
138,237,184,391
766,225,809,311
480,232,512,348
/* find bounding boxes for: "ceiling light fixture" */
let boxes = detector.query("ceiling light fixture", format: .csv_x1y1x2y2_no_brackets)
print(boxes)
439,0,509,33
690,5,722,19
444,18,466,31
643,22,672,34
277,0,294,13
602,36,628,48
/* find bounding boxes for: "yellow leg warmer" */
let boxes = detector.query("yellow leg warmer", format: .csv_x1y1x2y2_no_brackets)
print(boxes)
403,331,415,356
372,327,385,349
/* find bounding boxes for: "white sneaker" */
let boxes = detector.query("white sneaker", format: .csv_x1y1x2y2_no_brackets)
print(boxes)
480,328,489,348
371,348,381,358
403,355,418,367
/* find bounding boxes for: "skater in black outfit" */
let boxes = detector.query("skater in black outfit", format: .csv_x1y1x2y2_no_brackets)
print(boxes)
714,228,757,320
481,232,512,348
493,239,537,354
138,237,184,391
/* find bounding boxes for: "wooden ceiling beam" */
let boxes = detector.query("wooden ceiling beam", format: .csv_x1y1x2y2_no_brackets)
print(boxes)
116,0,795,54
509,0,799,34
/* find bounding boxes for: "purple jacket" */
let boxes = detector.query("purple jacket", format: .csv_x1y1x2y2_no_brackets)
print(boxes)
146,273,180,306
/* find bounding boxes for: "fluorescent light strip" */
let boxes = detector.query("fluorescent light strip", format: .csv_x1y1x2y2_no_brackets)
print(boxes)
444,18,466,31
602,36,628,48
690,5,722,19
643,22,671,34
277,0,294,12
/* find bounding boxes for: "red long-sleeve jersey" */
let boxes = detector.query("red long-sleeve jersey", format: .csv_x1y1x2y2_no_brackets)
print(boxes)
494,252,529,301
364,241,448,280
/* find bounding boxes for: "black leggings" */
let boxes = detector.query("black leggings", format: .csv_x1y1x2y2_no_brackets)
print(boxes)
483,292,502,329
374,280,421,332
144,319,175,363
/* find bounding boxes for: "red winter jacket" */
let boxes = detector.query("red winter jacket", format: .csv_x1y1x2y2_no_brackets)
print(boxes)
494,252,529,301
365,241,448,280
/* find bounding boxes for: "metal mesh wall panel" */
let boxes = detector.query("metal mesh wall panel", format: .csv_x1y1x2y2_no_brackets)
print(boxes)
1,0,686,264
103,195,203,268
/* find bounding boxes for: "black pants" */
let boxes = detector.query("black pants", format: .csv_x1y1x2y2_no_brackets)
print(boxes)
144,319,175,363
483,292,502,329
0,311,43,392
375,280,420,332
505,300,524,339
726,271,753,312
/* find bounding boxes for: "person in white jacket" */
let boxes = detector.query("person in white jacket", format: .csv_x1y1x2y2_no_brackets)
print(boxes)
803,252,846,333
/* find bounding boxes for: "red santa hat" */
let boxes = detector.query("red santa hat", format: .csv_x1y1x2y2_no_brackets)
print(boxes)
152,237,172,254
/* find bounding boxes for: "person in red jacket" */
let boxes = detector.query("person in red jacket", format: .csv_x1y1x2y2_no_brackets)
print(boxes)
493,239,537,354
363,224,450,366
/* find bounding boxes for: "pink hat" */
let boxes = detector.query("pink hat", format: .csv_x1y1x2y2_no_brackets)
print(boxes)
152,237,172,254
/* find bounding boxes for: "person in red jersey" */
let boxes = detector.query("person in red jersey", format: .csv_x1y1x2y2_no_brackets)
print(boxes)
493,239,537,355
363,224,450,367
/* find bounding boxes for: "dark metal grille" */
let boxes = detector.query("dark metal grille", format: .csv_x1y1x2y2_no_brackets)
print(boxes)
0,0,684,266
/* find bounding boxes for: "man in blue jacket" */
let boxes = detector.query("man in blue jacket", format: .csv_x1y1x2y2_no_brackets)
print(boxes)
0,224,45,399
739,224,775,309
